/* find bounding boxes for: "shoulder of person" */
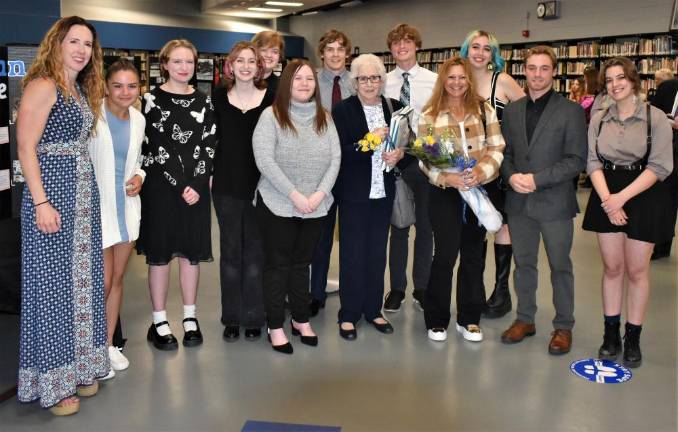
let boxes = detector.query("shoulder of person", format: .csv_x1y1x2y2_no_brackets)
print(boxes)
648,104,671,128
418,66,438,79
212,85,226,98
129,105,145,123
23,77,57,102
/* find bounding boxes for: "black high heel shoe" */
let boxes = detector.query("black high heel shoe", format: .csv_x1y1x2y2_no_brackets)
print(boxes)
267,330,293,354
290,319,318,346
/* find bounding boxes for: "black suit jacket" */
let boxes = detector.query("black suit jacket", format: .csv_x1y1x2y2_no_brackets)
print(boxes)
500,91,587,221
332,95,404,203
651,79,678,182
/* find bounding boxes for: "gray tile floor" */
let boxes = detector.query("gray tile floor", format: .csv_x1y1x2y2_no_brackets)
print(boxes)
0,190,676,431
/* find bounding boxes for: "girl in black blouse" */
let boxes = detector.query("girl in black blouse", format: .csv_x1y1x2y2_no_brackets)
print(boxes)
138,39,216,351
212,41,275,342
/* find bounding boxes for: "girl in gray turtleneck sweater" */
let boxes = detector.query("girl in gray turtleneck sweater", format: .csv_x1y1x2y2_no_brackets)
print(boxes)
252,59,341,354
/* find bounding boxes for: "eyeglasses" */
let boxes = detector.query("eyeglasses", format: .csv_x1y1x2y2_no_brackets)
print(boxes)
357,75,382,84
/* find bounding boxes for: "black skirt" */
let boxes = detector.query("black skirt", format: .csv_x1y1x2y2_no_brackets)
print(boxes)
582,169,674,244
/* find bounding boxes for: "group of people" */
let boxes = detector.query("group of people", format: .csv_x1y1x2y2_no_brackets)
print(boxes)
15,15,675,415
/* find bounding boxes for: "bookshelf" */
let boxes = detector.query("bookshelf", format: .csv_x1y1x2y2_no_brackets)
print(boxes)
371,32,678,96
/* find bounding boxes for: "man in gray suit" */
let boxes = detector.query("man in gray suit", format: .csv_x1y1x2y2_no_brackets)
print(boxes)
499,45,587,355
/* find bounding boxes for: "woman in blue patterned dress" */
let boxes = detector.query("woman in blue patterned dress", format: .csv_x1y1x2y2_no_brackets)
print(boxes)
16,16,108,415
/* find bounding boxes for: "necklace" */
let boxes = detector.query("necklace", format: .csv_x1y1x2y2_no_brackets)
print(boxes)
232,88,255,113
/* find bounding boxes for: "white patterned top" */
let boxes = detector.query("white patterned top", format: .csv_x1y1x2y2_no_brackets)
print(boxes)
362,103,387,199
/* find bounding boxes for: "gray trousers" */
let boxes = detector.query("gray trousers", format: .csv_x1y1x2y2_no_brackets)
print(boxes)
508,213,575,330
388,163,433,293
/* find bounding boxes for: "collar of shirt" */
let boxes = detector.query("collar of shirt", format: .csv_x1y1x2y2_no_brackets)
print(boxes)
527,88,554,109
602,100,646,123
393,63,423,81
319,67,349,83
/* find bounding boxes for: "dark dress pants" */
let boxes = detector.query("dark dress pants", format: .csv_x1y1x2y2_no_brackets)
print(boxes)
337,197,392,323
310,202,337,301
424,186,487,329
508,213,575,330
213,194,265,328
388,163,433,293
256,199,325,329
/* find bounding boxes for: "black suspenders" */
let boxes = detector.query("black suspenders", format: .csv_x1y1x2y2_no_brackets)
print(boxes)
595,104,652,171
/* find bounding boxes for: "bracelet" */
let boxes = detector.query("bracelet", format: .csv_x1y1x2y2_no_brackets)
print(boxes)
34,200,49,208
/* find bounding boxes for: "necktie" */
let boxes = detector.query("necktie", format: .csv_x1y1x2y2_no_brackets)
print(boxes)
332,75,342,108
400,72,410,107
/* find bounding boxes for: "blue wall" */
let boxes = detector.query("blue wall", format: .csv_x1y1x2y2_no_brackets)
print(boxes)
0,1,304,57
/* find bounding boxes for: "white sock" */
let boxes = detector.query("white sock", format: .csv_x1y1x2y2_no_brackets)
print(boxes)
152,310,171,336
183,305,197,331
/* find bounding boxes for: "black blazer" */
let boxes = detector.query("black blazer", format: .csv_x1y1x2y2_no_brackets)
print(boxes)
500,91,587,221
332,95,405,203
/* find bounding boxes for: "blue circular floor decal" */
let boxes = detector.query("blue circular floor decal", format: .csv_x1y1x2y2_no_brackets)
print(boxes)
570,358,632,384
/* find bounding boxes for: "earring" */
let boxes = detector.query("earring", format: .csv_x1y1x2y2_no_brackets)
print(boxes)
487,63,494,71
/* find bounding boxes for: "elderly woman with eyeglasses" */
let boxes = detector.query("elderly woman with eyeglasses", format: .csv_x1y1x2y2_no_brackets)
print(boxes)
331,53,407,340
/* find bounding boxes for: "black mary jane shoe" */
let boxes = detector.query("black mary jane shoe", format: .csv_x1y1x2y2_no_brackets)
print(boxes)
371,318,394,334
267,333,293,354
290,319,318,347
244,327,262,341
339,323,357,341
182,318,203,347
223,325,240,342
147,321,178,351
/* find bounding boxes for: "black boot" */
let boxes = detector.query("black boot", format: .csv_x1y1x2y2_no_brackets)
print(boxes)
598,321,621,360
483,244,513,319
623,323,642,368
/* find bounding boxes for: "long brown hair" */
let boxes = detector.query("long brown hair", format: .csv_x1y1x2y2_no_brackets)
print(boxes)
422,57,482,120
222,41,266,91
23,16,104,130
272,59,328,135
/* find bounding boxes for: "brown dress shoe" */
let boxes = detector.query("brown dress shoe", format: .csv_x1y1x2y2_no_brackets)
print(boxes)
548,329,572,355
501,320,536,344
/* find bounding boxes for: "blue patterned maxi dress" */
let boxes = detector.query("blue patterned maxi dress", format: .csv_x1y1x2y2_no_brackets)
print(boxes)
18,85,109,408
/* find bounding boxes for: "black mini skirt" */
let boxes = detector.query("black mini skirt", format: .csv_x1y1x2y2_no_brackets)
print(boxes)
582,169,674,244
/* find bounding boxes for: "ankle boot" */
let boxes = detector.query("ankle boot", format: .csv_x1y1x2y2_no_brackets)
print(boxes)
598,321,621,360
623,323,642,368
483,244,513,319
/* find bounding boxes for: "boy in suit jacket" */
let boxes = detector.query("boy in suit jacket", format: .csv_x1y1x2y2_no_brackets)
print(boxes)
499,46,587,355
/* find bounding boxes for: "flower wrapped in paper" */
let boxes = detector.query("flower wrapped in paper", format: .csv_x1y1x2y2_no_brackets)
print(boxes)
407,125,503,233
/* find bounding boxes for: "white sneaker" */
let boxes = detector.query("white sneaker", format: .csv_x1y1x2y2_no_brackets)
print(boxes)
100,368,115,381
108,346,130,371
456,323,483,342
427,328,448,342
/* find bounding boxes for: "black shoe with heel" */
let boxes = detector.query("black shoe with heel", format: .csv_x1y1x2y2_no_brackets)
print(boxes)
483,244,513,319
147,321,178,351
267,331,293,354
290,319,318,346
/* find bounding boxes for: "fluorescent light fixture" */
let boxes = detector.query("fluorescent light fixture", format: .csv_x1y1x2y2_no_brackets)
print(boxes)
340,0,363,6
247,7,283,12
301,10,318,15
265,1,304,6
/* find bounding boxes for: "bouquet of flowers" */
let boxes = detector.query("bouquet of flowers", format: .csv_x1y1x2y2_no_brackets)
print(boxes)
407,125,503,233
356,132,383,153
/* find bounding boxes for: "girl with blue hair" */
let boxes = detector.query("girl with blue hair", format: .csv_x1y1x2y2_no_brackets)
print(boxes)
460,29,525,320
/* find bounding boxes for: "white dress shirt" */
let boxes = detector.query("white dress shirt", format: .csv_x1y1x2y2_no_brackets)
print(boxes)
317,68,354,112
384,63,437,129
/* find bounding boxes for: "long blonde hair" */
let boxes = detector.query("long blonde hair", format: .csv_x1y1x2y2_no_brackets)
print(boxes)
422,57,482,120
22,16,104,130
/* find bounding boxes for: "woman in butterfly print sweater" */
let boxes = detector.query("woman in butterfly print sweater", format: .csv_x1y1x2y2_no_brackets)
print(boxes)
137,39,217,351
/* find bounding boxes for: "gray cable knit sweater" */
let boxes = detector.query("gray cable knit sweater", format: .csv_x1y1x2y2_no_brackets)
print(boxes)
252,100,341,218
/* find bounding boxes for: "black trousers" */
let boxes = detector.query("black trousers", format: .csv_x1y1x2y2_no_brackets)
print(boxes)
388,164,433,293
337,197,392,323
256,199,325,329
310,202,337,301
213,194,265,328
424,186,487,329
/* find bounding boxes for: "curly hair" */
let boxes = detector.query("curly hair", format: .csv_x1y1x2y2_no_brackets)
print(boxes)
222,41,266,91
23,16,104,130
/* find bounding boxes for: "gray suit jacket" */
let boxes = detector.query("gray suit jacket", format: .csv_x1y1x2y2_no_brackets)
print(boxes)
501,91,587,222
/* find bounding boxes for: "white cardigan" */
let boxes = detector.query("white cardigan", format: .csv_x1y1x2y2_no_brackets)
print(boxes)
89,103,146,249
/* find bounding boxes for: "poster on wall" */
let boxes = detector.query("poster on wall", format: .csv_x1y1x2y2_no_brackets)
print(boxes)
7,45,38,219
196,58,214,81
0,46,11,219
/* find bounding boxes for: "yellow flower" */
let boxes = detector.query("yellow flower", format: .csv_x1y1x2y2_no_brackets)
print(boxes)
425,135,435,146
413,138,423,148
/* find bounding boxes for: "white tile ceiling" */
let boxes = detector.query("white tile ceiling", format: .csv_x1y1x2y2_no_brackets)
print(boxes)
202,0,361,19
